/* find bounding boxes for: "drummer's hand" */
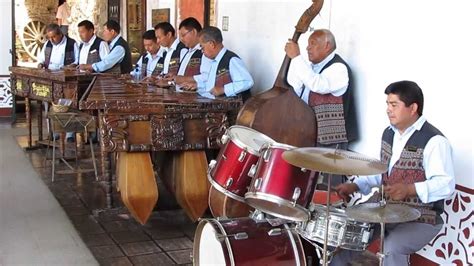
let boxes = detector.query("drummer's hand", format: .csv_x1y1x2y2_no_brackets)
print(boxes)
335,183,359,202
384,183,417,201
285,39,300,59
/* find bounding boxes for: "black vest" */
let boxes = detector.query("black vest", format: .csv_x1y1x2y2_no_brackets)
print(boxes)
165,41,187,76
109,36,132,74
140,52,163,77
44,36,75,68
381,122,445,224
215,50,251,102
79,36,103,64
180,49,203,76
308,54,358,144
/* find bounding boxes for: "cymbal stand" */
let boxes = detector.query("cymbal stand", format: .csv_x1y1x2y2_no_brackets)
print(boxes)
377,185,386,266
321,171,332,265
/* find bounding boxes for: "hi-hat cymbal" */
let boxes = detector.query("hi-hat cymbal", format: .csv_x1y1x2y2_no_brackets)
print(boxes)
282,147,388,175
346,203,421,224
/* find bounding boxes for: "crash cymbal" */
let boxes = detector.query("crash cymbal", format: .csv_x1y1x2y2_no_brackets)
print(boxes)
282,147,388,175
346,203,421,224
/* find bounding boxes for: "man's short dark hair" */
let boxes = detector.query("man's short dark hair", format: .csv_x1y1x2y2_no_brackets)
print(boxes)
199,26,223,43
104,20,121,33
385,80,424,116
46,23,62,35
142,30,157,41
78,20,95,31
179,17,202,32
154,22,175,36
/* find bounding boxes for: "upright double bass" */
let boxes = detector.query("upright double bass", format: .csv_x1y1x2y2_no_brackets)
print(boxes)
209,0,324,218
236,0,324,147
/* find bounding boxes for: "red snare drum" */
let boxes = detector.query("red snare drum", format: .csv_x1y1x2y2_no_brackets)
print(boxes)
245,143,316,222
208,126,275,202
193,217,307,266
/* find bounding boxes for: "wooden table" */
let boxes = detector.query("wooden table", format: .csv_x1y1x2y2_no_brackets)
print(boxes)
79,76,242,224
10,66,94,148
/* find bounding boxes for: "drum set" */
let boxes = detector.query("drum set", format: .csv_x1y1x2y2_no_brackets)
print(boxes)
193,125,422,266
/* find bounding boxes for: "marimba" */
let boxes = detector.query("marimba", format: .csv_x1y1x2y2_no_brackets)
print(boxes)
10,66,94,148
79,76,242,224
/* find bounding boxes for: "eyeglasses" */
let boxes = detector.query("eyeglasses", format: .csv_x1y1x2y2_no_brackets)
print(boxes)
181,30,192,38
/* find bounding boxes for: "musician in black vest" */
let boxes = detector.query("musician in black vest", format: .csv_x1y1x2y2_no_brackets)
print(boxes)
181,26,253,100
79,20,132,74
286,29,358,186
333,81,455,266
38,23,78,70
166,17,210,87
154,22,188,76
76,20,109,65
131,30,164,78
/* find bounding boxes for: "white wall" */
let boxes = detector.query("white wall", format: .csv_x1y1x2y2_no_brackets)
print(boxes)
146,0,177,30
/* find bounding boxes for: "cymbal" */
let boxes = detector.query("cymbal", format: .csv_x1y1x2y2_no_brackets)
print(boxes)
282,147,388,175
346,203,421,223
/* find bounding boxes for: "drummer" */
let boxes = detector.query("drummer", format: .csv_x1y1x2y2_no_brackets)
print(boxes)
333,81,455,266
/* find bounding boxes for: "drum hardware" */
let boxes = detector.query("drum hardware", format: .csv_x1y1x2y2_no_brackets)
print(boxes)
208,160,217,171
238,150,247,162
225,178,234,188
292,187,302,206
249,209,267,221
216,232,249,241
253,178,263,190
262,147,271,162
221,133,229,144
248,164,257,177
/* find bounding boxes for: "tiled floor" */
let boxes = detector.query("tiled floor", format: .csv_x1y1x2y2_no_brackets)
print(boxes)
2,111,196,265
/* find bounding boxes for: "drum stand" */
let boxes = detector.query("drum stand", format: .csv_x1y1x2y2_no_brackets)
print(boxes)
377,185,387,266
321,171,333,265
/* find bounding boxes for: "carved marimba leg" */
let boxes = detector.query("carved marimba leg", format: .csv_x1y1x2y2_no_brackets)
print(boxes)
25,97,32,148
37,100,43,141
161,151,210,221
117,152,158,225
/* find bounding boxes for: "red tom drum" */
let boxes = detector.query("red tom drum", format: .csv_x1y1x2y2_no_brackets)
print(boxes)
208,125,275,202
245,143,316,222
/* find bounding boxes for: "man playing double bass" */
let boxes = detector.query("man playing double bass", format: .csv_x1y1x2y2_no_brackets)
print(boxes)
285,29,358,186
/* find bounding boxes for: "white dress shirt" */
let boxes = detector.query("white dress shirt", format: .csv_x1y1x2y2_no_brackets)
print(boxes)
162,38,188,74
37,35,79,69
287,51,349,103
354,116,455,203
194,48,254,96
92,34,125,73
78,35,110,64
131,48,164,77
